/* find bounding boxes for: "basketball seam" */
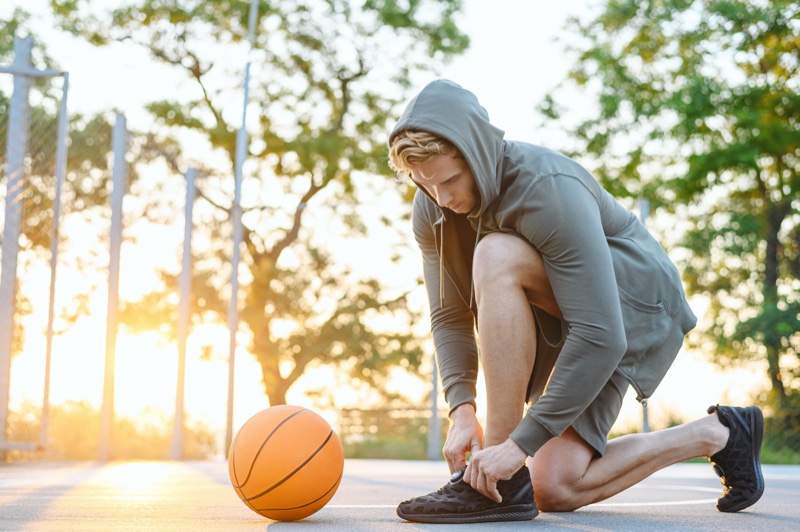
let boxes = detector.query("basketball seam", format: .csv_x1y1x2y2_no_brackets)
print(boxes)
231,427,259,513
244,428,335,502
229,430,258,512
236,408,311,489
230,426,244,489
255,470,343,513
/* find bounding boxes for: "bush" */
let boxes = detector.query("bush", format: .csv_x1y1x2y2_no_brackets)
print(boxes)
5,400,218,461
761,391,800,465
340,407,448,460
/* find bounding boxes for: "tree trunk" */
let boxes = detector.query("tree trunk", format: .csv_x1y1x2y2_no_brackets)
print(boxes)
764,201,788,401
263,368,290,407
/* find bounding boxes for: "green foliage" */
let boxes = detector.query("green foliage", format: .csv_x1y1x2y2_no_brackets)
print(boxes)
762,389,800,464
1,9,30,56
44,0,469,407
1,11,119,356
6,400,218,461
546,0,800,443
762,436,800,465
340,406,447,460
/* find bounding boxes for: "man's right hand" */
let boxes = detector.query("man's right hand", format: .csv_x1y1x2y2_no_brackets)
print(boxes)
442,403,484,473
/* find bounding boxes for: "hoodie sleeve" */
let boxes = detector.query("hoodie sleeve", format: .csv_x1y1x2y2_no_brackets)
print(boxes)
412,193,479,415
508,174,628,456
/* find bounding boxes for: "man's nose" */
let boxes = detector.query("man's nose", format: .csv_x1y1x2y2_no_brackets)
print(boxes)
432,186,450,207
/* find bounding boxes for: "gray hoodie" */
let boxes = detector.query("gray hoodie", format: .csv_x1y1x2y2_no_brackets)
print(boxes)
390,80,697,457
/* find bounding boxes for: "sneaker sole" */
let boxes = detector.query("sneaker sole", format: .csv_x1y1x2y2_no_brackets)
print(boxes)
718,406,765,513
397,503,539,524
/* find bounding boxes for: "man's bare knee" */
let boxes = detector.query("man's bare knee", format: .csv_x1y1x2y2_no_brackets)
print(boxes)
472,232,558,316
472,233,521,289
532,480,582,512
532,464,585,512
530,428,596,512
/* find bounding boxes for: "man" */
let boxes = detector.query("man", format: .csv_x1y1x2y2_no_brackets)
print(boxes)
387,80,764,524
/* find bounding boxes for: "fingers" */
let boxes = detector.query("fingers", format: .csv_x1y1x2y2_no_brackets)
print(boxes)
448,453,467,474
444,434,481,474
464,446,477,485
458,440,480,478
446,454,461,474
469,441,481,463
464,451,503,503
467,469,502,503
484,479,502,503
444,447,466,474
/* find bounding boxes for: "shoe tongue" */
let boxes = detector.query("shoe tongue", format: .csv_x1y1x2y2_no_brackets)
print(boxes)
450,469,465,483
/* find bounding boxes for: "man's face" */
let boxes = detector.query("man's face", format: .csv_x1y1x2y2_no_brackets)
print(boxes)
411,153,479,214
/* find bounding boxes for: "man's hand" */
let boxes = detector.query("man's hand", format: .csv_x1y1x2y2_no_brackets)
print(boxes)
442,404,484,473
464,438,528,503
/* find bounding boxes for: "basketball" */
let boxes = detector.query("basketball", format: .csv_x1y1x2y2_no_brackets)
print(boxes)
228,405,344,521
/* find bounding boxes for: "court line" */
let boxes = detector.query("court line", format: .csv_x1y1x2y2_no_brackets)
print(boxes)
592,498,717,507
329,484,720,509
329,505,397,508
637,484,719,493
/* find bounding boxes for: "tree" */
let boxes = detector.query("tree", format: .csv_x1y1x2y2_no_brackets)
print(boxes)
1,11,116,355
7,400,218,460
49,0,469,406
543,0,799,422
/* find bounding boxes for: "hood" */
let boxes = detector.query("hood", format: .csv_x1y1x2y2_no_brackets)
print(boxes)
389,80,505,219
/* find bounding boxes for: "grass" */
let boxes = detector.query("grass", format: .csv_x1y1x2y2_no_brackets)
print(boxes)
761,440,800,465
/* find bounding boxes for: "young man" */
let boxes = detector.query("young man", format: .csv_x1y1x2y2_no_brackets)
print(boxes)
387,80,764,524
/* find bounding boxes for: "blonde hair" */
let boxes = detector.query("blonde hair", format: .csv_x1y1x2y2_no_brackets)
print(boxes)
388,130,461,178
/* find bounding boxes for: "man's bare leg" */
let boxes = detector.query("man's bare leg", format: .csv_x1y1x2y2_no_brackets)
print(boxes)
473,232,732,512
530,407,730,511
472,232,559,446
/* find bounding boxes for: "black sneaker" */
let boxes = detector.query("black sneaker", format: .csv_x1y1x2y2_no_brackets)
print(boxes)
396,466,538,524
707,404,765,512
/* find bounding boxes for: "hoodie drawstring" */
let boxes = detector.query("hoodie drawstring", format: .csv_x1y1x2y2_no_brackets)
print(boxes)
439,222,445,308
468,217,482,309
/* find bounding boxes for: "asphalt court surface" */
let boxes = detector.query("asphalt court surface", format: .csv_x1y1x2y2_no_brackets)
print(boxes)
1,459,798,531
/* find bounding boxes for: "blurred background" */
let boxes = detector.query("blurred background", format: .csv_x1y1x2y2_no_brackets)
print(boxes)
0,0,797,464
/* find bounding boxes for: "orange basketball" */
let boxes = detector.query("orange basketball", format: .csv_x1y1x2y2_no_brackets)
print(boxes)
228,405,344,521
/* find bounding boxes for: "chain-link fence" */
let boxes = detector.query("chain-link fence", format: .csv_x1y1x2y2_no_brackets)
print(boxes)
1,31,441,463
0,34,225,462
0,35,69,453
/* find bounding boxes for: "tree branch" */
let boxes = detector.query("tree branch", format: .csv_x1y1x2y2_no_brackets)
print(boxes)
268,182,321,262
147,43,224,127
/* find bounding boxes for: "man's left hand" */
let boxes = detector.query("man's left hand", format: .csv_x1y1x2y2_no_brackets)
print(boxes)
464,438,528,503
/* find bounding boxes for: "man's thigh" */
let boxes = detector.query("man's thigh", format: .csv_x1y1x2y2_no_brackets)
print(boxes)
473,232,560,319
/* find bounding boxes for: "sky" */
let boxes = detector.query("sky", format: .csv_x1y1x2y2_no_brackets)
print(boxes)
1,0,766,454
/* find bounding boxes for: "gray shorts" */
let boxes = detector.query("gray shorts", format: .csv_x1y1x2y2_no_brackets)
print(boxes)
526,306,628,457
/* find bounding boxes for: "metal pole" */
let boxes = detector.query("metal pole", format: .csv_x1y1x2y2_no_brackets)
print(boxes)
98,113,128,461
638,197,650,434
225,0,259,456
41,72,70,450
427,359,441,460
171,168,195,460
0,36,33,452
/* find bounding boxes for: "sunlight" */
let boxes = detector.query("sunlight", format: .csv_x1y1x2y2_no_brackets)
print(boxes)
8,226,771,455
97,461,167,491
8,271,770,450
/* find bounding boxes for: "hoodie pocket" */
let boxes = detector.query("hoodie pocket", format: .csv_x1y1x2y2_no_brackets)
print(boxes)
616,287,682,400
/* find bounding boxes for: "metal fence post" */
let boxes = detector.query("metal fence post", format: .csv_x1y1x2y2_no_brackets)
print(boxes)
226,0,260,456
40,73,70,451
171,167,196,460
98,113,129,461
427,359,441,460
0,36,33,452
